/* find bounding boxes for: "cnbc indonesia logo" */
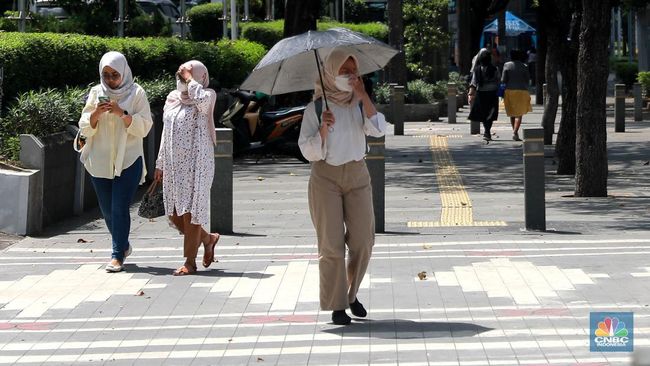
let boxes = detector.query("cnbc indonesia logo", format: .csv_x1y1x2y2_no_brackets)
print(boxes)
590,313,633,352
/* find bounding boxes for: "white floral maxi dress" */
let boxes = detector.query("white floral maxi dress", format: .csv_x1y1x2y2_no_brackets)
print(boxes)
157,81,214,228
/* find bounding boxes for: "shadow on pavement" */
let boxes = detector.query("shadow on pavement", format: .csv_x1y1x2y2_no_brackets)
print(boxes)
126,264,273,278
323,319,492,339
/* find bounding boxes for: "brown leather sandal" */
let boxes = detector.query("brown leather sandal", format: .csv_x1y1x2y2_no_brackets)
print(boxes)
173,265,196,276
202,233,220,268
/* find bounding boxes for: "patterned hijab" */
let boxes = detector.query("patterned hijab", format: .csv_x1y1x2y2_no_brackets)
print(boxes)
164,60,217,145
313,48,359,107
99,51,137,110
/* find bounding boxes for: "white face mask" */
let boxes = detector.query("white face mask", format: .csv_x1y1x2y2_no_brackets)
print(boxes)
334,75,353,92
176,79,187,92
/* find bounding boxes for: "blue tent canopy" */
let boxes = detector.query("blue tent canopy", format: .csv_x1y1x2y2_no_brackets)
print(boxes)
483,11,536,36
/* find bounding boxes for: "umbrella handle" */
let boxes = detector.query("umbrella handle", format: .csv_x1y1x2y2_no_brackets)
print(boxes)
314,50,329,113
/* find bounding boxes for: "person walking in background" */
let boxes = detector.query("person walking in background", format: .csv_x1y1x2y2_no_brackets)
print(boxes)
78,51,153,273
155,60,220,276
468,48,500,142
527,47,537,85
298,48,386,325
502,49,533,141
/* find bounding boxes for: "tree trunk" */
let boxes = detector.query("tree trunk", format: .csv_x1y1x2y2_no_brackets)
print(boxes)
535,5,547,105
539,0,561,146
283,0,318,38
575,0,611,197
457,0,472,74
387,0,407,87
555,2,581,175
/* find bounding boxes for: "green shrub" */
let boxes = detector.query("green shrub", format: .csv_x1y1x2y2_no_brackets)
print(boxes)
1,88,86,138
241,20,284,49
319,21,388,43
187,2,224,41
0,32,265,102
126,13,172,37
448,72,468,95
637,71,650,97
137,76,176,106
240,20,389,50
0,12,18,32
373,83,390,104
613,61,638,88
406,79,438,104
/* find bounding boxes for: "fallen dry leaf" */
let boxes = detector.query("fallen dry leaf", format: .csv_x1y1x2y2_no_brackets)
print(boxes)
77,238,88,243
417,271,427,280
289,172,296,176
135,290,145,296
257,176,265,181
423,244,432,249
257,357,264,362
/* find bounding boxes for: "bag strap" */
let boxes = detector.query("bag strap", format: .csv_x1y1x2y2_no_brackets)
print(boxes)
146,180,159,196
314,97,364,126
73,130,84,153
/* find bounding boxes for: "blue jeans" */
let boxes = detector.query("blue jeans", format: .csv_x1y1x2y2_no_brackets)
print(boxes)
91,157,142,261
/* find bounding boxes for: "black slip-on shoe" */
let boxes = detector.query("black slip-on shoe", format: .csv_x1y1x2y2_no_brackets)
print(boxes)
349,298,367,318
331,310,352,325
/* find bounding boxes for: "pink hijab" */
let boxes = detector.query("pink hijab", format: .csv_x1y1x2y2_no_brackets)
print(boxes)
313,48,359,107
164,60,217,145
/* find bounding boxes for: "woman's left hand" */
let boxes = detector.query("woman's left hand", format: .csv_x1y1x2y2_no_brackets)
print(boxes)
108,100,124,117
350,75,367,97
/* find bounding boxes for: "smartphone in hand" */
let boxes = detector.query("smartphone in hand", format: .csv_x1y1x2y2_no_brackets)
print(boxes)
98,96,110,104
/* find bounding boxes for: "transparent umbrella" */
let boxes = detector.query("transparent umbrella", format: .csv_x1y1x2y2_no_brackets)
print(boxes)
239,27,399,113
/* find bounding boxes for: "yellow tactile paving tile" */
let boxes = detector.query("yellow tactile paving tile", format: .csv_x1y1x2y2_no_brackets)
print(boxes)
408,135,507,228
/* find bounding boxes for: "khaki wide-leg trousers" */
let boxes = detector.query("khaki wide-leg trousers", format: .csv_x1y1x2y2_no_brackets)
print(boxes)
308,159,375,311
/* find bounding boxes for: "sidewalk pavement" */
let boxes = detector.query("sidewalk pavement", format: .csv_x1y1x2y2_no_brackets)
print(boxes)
1,100,650,366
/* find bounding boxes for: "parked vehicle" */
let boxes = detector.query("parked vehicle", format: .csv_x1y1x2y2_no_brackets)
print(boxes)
218,90,307,162
136,0,182,34
31,0,70,20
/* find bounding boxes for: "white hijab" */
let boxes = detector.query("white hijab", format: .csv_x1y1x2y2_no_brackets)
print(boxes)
99,51,137,110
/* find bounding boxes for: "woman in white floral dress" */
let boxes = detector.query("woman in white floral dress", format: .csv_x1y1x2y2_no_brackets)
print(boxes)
155,60,219,276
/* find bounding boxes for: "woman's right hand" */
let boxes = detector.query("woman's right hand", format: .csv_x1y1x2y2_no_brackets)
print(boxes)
154,169,163,182
319,110,335,140
89,102,111,128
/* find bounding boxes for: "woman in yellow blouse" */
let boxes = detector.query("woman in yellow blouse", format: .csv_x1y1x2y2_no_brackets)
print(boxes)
78,51,153,273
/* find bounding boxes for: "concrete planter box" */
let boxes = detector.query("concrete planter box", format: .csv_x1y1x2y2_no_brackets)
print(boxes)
376,102,440,122
20,132,97,229
0,163,42,235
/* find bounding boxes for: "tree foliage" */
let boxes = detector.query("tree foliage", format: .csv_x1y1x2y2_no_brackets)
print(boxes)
403,0,449,81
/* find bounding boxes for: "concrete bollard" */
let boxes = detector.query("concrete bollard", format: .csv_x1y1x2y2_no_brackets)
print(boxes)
447,83,457,124
211,128,233,234
366,136,385,233
634,82,643,122
615,84,626,132
470,120,481,135
391,85,405,136
523,128,546,231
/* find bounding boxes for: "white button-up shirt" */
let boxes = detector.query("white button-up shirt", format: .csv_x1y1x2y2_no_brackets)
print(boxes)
78,84,153,183
298,100,386,166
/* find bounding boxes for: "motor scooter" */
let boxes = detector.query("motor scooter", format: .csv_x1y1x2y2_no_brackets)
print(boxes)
218,90,308,162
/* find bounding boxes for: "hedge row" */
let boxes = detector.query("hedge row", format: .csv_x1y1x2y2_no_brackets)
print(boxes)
0,32,266,103
186,2,224,41
241,20,389,50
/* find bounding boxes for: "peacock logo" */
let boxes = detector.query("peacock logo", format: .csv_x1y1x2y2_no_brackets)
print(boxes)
590,312,633,352
594,317,628,337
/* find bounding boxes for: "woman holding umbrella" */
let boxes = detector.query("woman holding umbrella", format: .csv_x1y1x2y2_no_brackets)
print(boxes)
299,48,386,325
